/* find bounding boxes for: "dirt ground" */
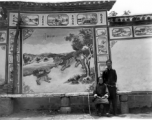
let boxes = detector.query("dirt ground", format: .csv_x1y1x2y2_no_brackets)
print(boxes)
1,110,152,120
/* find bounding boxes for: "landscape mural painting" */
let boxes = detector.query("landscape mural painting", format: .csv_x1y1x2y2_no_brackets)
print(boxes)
22,28,95,93
111,38,152,91
0,45,6,85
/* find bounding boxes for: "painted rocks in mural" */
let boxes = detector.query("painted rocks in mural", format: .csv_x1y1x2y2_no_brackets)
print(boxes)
135,26,152,36
112,27,131,37
47,14,69,26
77,13,97,25
22,28,95,93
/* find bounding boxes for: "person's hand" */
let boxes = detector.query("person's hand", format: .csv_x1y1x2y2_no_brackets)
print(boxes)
94,94,97,98
102,94,108,99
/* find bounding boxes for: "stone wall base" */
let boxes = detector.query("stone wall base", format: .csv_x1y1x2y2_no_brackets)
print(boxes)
0,98,14,116
0,92,151,116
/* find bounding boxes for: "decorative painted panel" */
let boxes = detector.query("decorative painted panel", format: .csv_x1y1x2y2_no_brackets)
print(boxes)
134,25,152,37
8,64,20,84
9,29,20,54
0,45,6,85
97,55,109,62
77,13,97,25
22,28,95,93
96,36,108,55
9,11,107,27
96,28,107,36
9,13,18,26
8,64,13,83
20,14,39,26
96,28,108,55
8,29,20,91
95,27,109,77
109,26,133,39
0,31,7,43
47,14,69,26
97,63,106,76
8,54,20,63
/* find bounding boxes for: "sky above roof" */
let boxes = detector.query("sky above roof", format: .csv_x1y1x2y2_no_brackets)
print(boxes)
110,0,152,15
1,0,152,15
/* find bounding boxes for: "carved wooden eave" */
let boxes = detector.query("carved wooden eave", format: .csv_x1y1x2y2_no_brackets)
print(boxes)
108,13,152,26
0,1,152,27
1,13,152,28
0,1,116,12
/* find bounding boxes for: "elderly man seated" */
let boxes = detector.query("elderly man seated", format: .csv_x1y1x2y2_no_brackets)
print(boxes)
93,75,110,116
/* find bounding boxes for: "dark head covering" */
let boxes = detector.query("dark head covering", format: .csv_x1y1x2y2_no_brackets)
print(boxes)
106,59,112,64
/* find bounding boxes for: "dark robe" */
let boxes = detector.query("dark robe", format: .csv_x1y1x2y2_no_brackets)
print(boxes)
93,83,109,98
102,68,117,86
93,83,109,115
102,68,117,115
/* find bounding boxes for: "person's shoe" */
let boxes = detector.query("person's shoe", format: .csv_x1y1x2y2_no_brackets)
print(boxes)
98,113,102,116
105,113,112,117
113,113,118,116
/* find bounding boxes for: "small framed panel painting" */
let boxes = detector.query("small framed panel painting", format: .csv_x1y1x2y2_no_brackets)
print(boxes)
21,14,39,26
96,36,108,55
47,14,69,26
109,26,133,39
96,28,107,36
134,25,152,37
97,55,109,63
97,63,107,77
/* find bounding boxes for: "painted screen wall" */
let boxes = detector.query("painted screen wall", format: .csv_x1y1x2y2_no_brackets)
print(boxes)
7,10,152,93
7,11,109,94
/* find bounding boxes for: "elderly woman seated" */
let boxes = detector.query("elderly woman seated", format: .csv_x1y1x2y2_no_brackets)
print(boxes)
93,76,110,116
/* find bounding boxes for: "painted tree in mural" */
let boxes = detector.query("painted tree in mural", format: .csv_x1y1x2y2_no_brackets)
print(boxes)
65,28,93,81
